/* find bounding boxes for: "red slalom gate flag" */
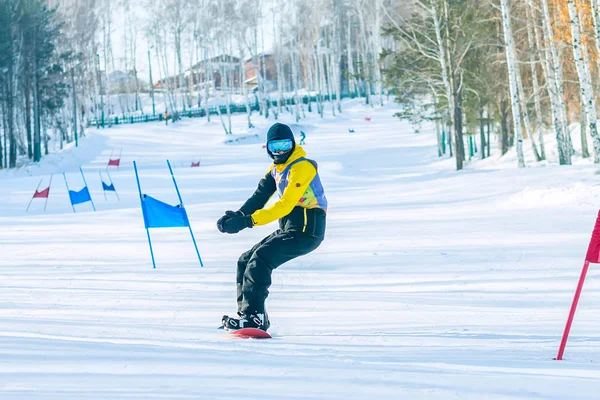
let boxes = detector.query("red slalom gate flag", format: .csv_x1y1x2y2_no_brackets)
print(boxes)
108,158,120,167
191,161,200,168
556,211,600,360
584,213,600,262
33,187,50,199
26,175,52,212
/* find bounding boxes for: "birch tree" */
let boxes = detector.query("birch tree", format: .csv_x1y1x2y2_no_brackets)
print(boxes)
567,0,600,161
524,0,546,160
500,0,525,168
540,0,572,165
429,0,454,158
590,0,600,79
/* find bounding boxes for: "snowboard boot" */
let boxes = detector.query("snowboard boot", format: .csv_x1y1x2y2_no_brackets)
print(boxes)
221,312,270,332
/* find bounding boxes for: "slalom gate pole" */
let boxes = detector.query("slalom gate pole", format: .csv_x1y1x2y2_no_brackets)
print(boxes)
556,211,600,360
44,175,52,212
79,167,95,211
107,170,120,201
26,179,42,212
166,160,203,267
556,261,591,360
100,171,107,201
134,161,157,269
63,173,76,213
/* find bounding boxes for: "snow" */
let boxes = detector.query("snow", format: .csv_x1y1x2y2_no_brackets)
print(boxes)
1,100,599,399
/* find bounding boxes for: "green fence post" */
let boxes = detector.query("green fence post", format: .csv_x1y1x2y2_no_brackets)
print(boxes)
469,136,474,158
441,131,446,154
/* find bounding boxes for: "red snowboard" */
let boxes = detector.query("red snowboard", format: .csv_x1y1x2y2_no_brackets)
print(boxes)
229,328,272,339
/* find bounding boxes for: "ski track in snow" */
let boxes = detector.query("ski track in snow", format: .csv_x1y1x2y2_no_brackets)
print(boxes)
1,100,599,399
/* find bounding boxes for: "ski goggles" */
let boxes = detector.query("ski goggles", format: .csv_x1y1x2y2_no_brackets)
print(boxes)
267,138,293,154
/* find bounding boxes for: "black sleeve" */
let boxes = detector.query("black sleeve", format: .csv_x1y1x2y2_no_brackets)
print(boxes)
239,171,277,216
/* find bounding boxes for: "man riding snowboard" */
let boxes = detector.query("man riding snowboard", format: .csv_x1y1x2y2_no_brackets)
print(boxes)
217,123,327,331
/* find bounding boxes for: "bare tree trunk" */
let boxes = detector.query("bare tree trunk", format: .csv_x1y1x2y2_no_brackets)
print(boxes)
372,0,383,105
525,0,546,160
480,107,486,159
324,33,336,117
127,3,142,113
32,57,41,162
453,81,465,169
581,98,590,158
590,0,600,81
175,27,186,112
103,0,115,118
334,4,343,113
435,114,443,156
42,111,48,156
500,99,509,155
486,109,491,158
317,52,326,118
24,76,32,159
568,0,600,162
516,70,540,161
291,45,301,122
500,0,525,167
0,100,4,168
8,76,17,168
215,55,231,135
195,42,202,109
356,1,371,105
273,4,284,116
442,0,463,168
260,2,269,119
541,0,571,164
204,47,211,122
226,41,233,134
161,33,177,112
430,0,454,159
3,72,15,168
239,43,254,128
346,13,358,97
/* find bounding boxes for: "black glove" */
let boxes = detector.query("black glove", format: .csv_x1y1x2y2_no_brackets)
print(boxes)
222,214,253,234
217,210,244,232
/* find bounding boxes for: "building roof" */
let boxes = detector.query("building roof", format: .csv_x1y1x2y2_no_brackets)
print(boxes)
191,55,242,70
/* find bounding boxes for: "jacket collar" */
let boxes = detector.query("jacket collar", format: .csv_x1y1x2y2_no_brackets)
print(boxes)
273,145,306,172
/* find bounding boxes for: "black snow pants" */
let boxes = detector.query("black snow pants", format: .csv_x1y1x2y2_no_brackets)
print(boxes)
236,229,324,315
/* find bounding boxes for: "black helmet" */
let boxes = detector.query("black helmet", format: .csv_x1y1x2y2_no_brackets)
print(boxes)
266,123,295,164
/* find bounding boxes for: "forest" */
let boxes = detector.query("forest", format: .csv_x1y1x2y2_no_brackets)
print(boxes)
1,0,599,171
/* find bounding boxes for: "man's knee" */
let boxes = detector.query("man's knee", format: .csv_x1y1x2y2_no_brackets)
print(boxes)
243,254,273,287
237,250,254,282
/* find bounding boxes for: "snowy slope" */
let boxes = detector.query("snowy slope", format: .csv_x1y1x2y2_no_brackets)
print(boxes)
1,100,599,399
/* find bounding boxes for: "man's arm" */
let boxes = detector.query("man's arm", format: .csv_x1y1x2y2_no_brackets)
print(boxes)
238,168,277,216
251,161,316,226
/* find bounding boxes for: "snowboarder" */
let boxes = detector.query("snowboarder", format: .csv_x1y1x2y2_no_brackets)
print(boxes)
217,123,327,331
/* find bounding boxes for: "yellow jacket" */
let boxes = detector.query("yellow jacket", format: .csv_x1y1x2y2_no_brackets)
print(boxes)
251,146,317,226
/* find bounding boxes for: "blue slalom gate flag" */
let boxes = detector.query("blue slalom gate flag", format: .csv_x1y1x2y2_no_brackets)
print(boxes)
102,181,115,192
63,167,96,213
99,170,120,201
69,186,92,205
141,195,189,228
134,160,203,268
